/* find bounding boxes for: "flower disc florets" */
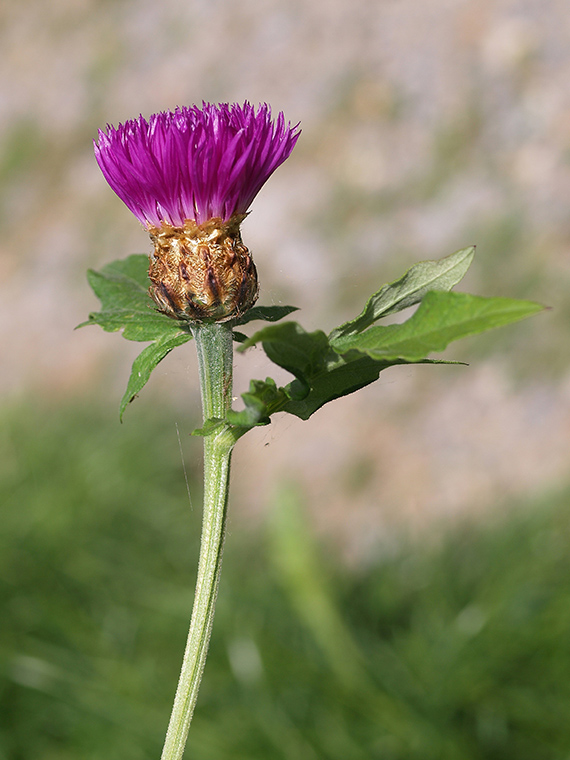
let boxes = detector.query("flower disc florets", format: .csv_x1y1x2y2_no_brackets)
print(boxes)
95,102,300,322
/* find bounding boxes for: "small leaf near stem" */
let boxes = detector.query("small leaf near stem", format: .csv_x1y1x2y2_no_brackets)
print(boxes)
160,321,237,760
120,333,192,420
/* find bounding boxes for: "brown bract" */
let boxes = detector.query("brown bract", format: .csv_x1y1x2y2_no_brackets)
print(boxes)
148,214,259,322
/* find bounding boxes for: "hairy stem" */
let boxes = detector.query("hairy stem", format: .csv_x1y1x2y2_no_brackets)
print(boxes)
160,321,235,760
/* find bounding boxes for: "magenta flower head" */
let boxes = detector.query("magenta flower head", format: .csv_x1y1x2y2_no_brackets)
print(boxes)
94,102,300,322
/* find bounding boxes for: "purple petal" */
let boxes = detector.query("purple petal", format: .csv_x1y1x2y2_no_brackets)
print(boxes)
95,102,300,228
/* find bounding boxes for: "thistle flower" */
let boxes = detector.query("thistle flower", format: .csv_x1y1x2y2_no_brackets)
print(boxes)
94,102,300,322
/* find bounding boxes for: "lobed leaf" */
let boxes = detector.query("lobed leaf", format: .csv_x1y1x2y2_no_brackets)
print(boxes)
280,355,395,420
239,322,331,385
236,290,542,427
99,253,151,286
193,378,290,437
329,246,475,341
81,254,193,417
80,254,186,342
331,291,544,362
236,323,410,427
227,378,289,429
83,251,544,428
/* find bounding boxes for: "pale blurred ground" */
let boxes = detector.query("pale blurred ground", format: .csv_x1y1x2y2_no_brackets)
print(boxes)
1,0,570,557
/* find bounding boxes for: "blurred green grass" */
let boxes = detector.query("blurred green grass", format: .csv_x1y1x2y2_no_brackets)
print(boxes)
2,399,570,759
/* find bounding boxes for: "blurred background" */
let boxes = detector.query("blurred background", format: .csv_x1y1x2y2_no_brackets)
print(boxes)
2,0,570,757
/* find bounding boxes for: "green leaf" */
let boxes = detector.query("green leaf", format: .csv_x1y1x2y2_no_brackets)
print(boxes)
85,254,150,312
82,252,544,428
329,246,475,341
239,322,331,386
192,418,227,437
120,332,192,420
281,356,393,420
193,378,290,437
80,254,194,417
236,311,477,425
280,356,455,421
234,304,299,326
79,254,188,342
227,378,289,429
99,253,151,287
332,291,544,362
81,305,181,342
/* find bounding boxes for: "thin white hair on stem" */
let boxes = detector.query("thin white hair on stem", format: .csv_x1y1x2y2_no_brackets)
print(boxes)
175,422,193,512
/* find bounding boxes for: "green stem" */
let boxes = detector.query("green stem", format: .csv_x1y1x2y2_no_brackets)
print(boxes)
160,321,236,760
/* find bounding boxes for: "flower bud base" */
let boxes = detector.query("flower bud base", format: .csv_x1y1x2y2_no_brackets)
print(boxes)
148,215,259,322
